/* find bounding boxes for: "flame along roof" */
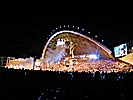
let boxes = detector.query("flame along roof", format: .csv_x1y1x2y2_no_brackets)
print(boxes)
41,30,113,59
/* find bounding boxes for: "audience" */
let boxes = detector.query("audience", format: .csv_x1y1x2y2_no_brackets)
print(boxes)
0,62,133,99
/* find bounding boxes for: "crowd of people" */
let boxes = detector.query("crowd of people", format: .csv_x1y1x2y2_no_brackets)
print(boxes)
0,61,133,99
39,58,132,73
5,56,133,74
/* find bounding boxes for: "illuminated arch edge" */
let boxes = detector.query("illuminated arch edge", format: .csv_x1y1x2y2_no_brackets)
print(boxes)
41,30,113,59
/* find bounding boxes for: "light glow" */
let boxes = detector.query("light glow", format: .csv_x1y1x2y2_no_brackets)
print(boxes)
89,54,99,59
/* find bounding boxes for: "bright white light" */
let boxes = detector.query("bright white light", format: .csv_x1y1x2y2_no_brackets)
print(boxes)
64,25,65,27
19,65,23,69
80,54,86,58
95,35,97,37
77,27,79,29
60,26,61,28
82,29,84,31
68,25,69,27
73,26,74,28
88,31,90,33
56,28,58,30
56,38,65,46
35,61,41,66
102,39,104,42
89,54,99,59
75,61,78,64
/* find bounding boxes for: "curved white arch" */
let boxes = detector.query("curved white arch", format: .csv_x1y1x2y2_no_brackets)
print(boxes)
41,30,112,59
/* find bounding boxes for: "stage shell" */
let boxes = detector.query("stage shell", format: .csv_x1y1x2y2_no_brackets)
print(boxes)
41,30,113,60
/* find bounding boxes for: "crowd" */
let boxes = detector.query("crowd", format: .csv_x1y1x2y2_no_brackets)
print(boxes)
40,59,132,73
5,57,132,74
0,64,133,99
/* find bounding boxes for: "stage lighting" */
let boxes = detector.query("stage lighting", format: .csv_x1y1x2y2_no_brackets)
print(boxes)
89,54,99,59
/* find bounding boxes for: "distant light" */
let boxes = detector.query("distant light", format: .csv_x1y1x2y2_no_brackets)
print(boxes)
77,27,79,29
53,30,55,32
73,26,74,28
51,32,52,34
82,29,84,31
56,28,58,30
60,26,61,28
102,39,104,42
64,25,65,27
88,31,90,33
68,25,69,27
95,35,97,37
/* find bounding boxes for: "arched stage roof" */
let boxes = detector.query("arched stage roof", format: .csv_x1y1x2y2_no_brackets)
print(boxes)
41,30,113,59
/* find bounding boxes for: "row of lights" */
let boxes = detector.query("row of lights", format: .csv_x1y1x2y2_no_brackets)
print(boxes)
47,25,104,43
51,25,86,32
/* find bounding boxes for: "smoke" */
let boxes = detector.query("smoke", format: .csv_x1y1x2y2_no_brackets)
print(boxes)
43,45,67,65
21,57,34,69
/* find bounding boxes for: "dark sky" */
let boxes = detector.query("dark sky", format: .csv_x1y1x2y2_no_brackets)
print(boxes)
0,16,132,57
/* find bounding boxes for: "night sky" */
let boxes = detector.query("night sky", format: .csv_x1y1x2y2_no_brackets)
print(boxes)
0,16,132,58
